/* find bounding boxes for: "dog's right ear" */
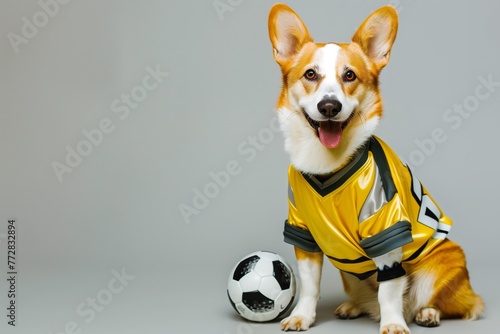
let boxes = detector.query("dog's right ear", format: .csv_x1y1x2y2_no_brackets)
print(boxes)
268,4,313,67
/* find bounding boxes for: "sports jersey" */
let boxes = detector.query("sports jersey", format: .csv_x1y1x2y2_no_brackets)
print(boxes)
284,136,452,281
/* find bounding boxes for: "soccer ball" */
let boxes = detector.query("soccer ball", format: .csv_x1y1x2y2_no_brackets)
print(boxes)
227,251,296,322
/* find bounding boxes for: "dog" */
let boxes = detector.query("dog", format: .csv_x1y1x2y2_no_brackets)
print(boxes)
268,4,484,334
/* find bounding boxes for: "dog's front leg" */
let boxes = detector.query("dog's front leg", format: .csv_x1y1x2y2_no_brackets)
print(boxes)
378,277,409,334
281,246,323,331
373,248,410,334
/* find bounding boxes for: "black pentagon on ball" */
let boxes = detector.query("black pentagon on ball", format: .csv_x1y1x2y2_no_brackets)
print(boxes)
233,255,260,281
272,260,291,290
242,291,274,313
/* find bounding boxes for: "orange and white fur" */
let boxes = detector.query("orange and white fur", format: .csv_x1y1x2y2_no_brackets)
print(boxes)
268,4,484,334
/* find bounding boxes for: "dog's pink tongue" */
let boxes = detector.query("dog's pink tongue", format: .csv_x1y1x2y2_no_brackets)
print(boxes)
319,121,342,148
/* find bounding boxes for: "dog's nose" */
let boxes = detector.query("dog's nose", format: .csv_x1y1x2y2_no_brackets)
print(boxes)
317,98,342,117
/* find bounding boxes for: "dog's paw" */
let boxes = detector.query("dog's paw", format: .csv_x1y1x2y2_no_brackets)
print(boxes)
281,314,315,331
335,301,363,319
415,307,440,327
380,323,410,334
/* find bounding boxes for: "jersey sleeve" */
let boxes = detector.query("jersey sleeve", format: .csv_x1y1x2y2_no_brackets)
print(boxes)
283,220,321,252
283,169,322,253
359,194,413,281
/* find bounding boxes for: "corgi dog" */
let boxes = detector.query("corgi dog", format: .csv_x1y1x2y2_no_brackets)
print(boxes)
268,4,484,334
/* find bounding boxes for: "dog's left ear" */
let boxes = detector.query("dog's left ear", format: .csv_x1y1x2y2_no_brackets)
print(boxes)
352,6,398,71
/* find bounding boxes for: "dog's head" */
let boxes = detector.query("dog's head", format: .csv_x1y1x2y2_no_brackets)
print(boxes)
268,4,398,174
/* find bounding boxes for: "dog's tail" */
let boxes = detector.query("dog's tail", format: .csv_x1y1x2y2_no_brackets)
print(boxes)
463,295,485,321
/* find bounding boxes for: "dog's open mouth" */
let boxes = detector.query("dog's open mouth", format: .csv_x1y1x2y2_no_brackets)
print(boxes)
303,110,354,149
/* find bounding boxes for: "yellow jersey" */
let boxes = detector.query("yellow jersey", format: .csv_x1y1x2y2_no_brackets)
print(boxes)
284,136,452,281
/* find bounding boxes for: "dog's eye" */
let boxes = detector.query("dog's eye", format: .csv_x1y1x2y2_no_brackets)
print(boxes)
343,70,356,82
304,69,318,81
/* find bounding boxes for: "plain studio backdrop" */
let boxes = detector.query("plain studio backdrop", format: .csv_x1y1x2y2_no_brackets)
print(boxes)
1,1,499,333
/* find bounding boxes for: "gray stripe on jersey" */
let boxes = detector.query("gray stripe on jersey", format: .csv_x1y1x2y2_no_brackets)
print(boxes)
288,183,296,207
360,221,413,258
358,164,388,223
283,220,322,253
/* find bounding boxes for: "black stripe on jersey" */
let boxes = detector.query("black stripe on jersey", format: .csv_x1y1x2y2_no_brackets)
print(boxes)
437,229,449,234
300,143,370,197
369,137,397,201
342,269,377,281
407,166,423,205
403,240,429,262
326,254,371,264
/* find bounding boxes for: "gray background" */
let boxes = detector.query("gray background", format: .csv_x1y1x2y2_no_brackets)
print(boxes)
1,0,499,333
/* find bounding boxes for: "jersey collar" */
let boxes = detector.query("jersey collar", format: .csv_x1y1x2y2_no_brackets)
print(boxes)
301,140,370,196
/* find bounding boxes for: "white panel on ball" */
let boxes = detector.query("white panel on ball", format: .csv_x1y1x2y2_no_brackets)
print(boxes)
259,276,283,300
227,279,243,303
238,271,261,292
253,258,273,277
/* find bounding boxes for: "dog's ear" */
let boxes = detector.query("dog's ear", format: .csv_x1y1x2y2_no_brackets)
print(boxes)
268,4,313,66
352,6,398,71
